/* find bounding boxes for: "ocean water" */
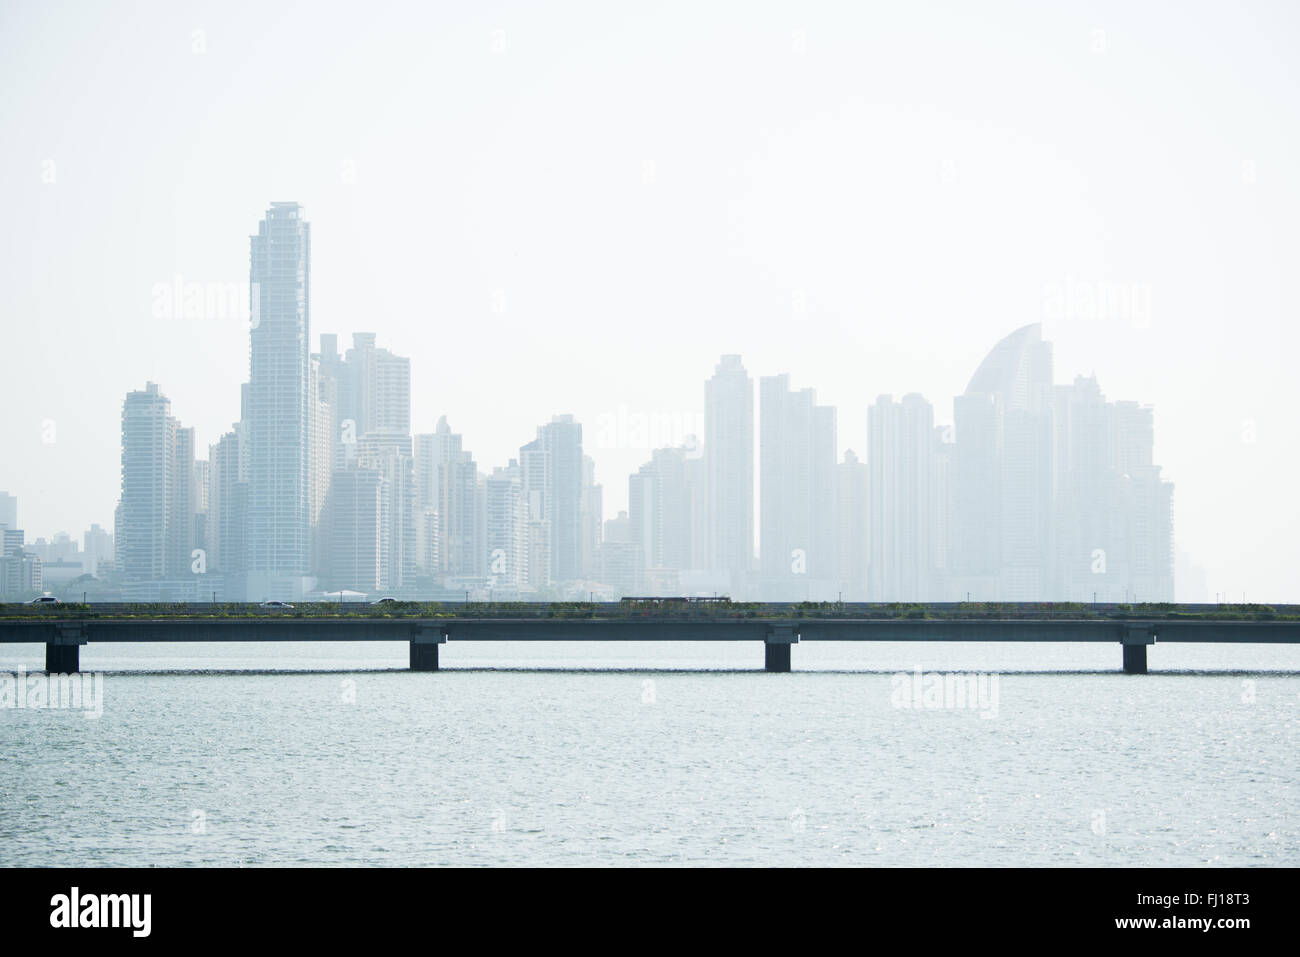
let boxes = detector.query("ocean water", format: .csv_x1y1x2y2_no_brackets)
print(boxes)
1,640,1297,867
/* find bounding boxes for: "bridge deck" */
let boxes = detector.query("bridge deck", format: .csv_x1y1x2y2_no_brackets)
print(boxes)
4,603,1299,673
2,616,1300,642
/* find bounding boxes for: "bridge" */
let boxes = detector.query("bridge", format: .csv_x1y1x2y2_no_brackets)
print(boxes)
3,600,1300,674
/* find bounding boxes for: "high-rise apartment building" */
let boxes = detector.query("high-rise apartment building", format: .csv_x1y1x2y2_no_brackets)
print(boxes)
1054,376,1173,602
308,354,336,573
579,455,603,582
83,523,114,579
321,467,384,593
246,202,311,591
207,423,248,580
485,460,529,591
117,383,194,583
705,355,753,593
835,450,868,600
868,393,936,600
519,439,552,588
759,374,837,593
356,431,417,591
536,415,584,584
417,417,482,579
629,444,698,592
599,511,642,597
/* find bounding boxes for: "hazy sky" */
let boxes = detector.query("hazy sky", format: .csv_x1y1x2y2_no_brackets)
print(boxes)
3,0,1298,599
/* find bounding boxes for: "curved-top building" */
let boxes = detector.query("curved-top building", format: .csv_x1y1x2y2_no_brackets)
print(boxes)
947,322,1172,603
963,323,1053,412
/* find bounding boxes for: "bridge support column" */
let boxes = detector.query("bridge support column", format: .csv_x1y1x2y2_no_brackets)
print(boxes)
46,624,87,674
1121,625,1155,675
764,625,798,673
411,626,447,672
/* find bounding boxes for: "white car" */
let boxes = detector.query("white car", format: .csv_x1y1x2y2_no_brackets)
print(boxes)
369,597,399,605
27,595,61,605
259,600,295,609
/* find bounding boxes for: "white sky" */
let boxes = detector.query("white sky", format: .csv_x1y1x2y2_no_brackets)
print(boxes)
2,0,1298,599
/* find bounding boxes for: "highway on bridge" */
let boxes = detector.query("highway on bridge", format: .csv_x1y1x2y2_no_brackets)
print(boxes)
3,600,1300,673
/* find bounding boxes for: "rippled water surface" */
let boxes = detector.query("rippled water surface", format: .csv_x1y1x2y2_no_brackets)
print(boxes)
1,640,1297,866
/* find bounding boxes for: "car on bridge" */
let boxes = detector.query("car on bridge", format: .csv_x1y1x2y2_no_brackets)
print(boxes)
259,600,295,609
26,595,60,604
370,597,399,605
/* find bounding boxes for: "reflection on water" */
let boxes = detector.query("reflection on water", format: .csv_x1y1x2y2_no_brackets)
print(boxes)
1,641,1297,866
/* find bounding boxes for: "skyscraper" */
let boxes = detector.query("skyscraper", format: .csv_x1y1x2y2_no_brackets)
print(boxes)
759,375,812,583
117,383,192,583
759,374,837,594
246,202,311,592
312,332,414,590
418,417,482,579
356,431,417,591
321,467,383,593
951,392,1002,594
599,510,642,597
868,393,936,600
835,450,868,600
1054,376,1173,602
685,439,709,572
307,354,337,576
951,324,1054,600
339,332,411,436
519,438,552,588
579,455,603,582
207,423,248,579
170,427,196,576
705,355,753,593
485,460,529,592
629,444,696,593
82,523,114,579
0,523,40,600
536,415,584,584
192,458,210,561
809,403,839,589
932,426,954,593
317,334,353,461
940,325,1173,602
999,402,1055,599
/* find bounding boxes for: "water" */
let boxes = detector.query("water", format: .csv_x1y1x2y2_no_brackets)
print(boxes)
1,640,1297,866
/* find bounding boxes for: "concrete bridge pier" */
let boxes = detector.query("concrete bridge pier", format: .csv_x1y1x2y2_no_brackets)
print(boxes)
764,625,799,672
46,624,87,674
1122,625,1155,675
410,626,448,671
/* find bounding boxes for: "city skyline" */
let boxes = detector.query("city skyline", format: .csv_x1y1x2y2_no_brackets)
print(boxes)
6,0,1300,894
5,4,1299,603
3,315,1222,596
0,202,1182,605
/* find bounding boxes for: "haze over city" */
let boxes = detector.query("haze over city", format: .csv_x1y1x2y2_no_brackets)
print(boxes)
8,0,1300,909
3,1,1299,599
